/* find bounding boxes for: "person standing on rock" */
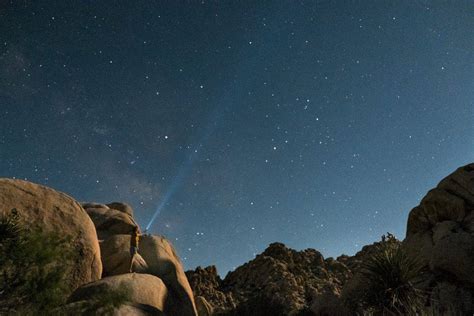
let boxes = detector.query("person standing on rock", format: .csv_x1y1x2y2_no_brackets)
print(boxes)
129,226,141,273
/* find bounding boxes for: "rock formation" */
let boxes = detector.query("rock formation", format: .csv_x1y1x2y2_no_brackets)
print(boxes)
403,163,474,313
0,178,102,295
186,266,236,314
139,234,198,316
100,234,149,276
1,162,473,315
97,232,198,315
185,163,474,315
83,201,198,316
186,242,352,315
82,202,139,241
0,178,197,315
68,273,168,312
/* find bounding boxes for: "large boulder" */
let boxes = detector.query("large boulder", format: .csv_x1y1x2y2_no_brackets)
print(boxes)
0,178,102,293
100,234,149,276
82,203,138,240
68,273,168,313
403,163,474,313
139,234,198,316
106,202,135,217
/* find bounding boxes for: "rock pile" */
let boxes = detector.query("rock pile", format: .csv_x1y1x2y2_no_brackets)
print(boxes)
186,242,352,315
70,201,198,316
0,178,197,315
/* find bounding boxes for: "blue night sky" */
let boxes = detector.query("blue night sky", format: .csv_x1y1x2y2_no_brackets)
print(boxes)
1,1,473,274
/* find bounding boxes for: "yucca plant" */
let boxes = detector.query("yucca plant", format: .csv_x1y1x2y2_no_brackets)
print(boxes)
357,234,425,315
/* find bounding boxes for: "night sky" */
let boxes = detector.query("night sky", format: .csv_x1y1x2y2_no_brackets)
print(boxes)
1,1,473,274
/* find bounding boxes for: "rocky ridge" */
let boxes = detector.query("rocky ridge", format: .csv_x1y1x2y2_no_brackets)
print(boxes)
186,163,474,315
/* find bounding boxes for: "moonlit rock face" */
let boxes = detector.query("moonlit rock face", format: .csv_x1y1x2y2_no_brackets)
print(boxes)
139,234,198,316
0,178,102,293
82,203,138,240
68,273,168,312
403,163,474,312
100,234,149,277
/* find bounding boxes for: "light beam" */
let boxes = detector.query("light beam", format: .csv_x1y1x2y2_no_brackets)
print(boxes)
145,105,225,232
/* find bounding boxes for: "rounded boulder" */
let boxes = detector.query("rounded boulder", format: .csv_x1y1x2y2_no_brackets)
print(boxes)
68,273,168,313
0,178,102,292
140,234,198,316
83,203,138,240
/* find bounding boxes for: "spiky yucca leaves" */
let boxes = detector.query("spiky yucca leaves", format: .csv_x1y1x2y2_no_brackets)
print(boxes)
358,234,425,315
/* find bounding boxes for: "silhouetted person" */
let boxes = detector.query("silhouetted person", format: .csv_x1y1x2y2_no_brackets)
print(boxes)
129,226,141,273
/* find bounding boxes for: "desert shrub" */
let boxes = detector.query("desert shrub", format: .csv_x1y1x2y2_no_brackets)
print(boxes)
0,209,77,314
354,233,426,315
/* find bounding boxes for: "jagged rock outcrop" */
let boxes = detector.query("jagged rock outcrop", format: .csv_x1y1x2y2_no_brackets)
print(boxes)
224,242,350,314
82,203,139,240
187,242,352,315
0,178,102,294
68,273,168,313
186,266,236,314
403,163,474,313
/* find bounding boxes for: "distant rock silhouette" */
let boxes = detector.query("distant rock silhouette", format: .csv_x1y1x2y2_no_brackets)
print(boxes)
187,242,352,315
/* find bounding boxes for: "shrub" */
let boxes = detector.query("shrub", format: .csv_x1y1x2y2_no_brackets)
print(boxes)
0,209,76,314
355,233,425,315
